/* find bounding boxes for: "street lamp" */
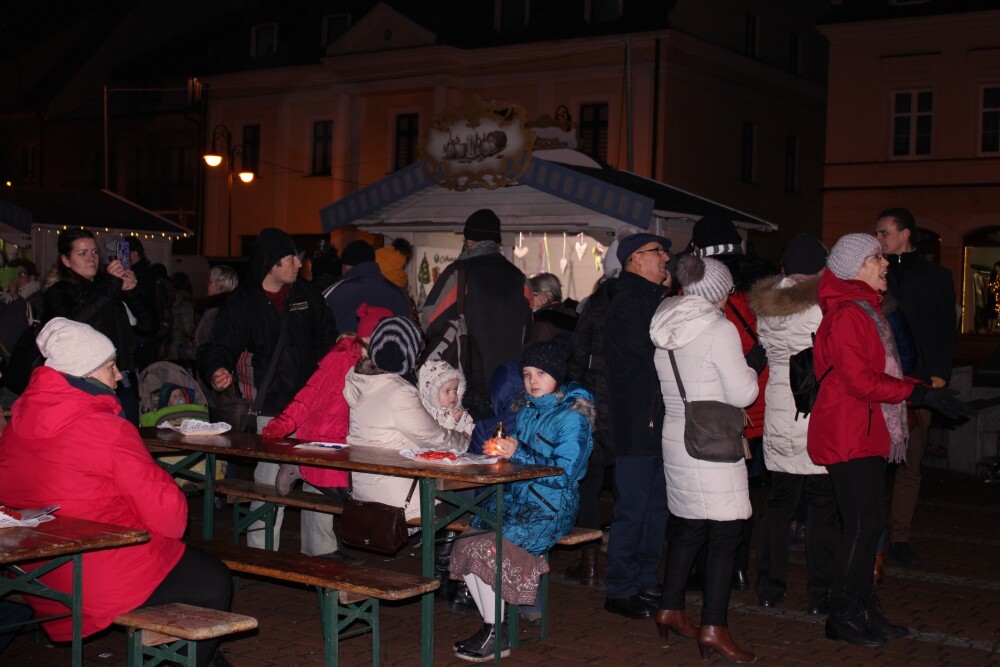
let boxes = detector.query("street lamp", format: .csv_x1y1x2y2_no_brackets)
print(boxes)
203,124,254,256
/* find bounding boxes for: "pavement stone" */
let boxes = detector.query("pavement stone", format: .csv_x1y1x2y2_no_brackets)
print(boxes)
3,468,1000,665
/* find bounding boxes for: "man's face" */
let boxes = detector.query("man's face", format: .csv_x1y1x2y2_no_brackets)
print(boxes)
269,254,302,286
875,216,910,255
626,242,670,284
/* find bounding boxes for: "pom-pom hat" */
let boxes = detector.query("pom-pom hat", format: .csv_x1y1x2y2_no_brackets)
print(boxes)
368,316,423,376
676,255,733,304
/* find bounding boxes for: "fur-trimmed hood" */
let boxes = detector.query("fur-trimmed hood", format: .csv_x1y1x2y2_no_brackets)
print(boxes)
513,380,596,429
748,274,821,319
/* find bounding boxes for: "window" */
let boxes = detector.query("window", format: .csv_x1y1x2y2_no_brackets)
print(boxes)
322,14,350,46
312,121,333,175
242,124,261,173
892,90,933,157
741,122,756,183
587,0,622,23
785,135,799,193
579,103,609,162
495,0,528,32
252,23,277,60
981,86,1000,154
788,33,800,74
394,113,419,171
744,15,758,58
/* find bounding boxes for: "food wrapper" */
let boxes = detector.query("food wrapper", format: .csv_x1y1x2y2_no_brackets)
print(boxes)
0,505,59,528
157,419,232,436
399,449,502,465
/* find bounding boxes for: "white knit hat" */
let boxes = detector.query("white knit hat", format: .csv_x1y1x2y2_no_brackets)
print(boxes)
827,233,881,280
37,317,116,378
418,359,466,412
676,255,733,304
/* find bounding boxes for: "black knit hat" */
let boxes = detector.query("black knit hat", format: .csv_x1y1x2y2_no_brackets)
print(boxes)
250,228,300,283
520,340,569,385
781,234,828,276
463,209,502,243
341,239,375,266
369,316,424,376
692,214,743,257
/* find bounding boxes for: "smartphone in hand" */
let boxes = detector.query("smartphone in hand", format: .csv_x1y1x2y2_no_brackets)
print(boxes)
117,240,131,271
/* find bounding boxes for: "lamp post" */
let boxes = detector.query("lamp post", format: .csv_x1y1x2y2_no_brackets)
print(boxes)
203,124,254,256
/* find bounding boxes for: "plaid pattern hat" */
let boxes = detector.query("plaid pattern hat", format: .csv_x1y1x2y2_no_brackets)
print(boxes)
368,316,423,376
827,233,881,280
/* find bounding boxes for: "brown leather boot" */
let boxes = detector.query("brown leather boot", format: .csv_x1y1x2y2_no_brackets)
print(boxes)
654,609,698,645
564,546,599,585
697,625,756,663
873,549,885,585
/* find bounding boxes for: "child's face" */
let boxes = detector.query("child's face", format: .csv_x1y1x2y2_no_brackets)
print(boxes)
438,379,460,409
522,367,557,398
168,388,187,406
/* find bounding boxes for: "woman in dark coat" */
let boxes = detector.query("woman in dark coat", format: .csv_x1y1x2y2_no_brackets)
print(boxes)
43,229,155,424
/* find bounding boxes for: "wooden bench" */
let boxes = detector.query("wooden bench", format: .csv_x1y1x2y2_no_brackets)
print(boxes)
114,603,257,667
187,538,438,667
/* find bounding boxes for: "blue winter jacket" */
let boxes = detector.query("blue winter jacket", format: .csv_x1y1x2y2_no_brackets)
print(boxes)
472,381,594,555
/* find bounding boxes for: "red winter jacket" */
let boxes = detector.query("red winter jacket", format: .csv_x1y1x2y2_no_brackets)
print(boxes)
0,367,187,640
807,271,917,466
261,336,362,487
725,292,768,440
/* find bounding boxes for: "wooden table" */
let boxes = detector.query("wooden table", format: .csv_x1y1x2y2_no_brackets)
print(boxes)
141,428,561,665
0,516,150,667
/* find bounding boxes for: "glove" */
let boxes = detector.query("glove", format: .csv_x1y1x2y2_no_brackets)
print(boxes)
744,342,768,375
908,385,973,420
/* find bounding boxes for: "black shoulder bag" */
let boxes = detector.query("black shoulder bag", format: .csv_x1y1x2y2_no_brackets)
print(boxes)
339,479,418,555
667,349,748,463
788,332,833,421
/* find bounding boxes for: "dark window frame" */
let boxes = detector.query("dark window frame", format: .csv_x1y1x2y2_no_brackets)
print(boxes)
741,121,756,184
394,113,419,171
312,120,333,175
981,85,1000,154
252,23,278,60
891,90,933,158
579,102,609,162
242,124,261,173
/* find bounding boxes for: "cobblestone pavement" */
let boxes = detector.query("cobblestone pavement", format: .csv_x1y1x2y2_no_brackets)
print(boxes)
5,468,1000,666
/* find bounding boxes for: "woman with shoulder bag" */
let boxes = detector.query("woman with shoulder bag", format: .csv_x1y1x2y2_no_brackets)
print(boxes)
649,255,759,663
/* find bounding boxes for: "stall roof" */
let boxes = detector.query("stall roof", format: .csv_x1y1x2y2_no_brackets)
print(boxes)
0,189,192,236
0,197,32,235
320,150,776,237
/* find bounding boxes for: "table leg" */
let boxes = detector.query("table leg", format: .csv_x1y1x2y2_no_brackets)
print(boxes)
204,452,216,539
71,553,83,667
493,483,503,664
419,478,436,667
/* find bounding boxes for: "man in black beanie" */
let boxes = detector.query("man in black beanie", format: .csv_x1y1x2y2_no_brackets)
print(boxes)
323,238,409,334
198,227,351,561
422,208,532,420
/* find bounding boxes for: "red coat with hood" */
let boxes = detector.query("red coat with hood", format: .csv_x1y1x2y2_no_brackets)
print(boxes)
0,366,187,640
807,271,917,466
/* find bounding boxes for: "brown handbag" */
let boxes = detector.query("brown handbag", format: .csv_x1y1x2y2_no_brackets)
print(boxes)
668,350,748,463
339,479,418,555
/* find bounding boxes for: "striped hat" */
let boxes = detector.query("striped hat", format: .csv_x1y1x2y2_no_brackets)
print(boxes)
369,316,423,376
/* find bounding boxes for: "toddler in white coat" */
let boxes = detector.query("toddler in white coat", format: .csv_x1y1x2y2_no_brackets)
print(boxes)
418,360,475,436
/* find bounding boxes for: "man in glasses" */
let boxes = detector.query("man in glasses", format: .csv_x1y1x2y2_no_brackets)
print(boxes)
603,232,673,619
875,207,956,567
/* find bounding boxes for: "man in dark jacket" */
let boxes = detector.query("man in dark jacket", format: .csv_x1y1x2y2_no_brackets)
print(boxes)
421,208,532,419
603,232,672,619
875,207,956,566
323,239,409,333
197,228,344,559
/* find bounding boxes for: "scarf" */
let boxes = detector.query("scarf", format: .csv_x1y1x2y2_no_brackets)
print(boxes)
457,240,502,261
854,300,908,463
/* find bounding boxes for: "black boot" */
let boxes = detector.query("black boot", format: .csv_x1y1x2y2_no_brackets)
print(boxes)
454,622,510,662
447,582,479,615
434,531,458,601
564,545,600,585
824,594,887,647
864,592,908,640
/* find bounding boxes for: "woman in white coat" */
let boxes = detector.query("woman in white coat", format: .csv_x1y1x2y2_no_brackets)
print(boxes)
650,255,759,664
747,234,838,615
344,317,469,522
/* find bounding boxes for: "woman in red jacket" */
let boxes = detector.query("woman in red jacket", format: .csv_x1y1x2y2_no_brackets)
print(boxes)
0,318,232,667
808,234,967,649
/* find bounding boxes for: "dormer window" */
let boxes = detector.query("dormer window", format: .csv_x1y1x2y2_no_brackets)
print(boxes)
322,13,351,46
252,23,277,60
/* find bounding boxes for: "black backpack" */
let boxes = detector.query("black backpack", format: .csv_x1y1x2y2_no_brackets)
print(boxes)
788,333,832,421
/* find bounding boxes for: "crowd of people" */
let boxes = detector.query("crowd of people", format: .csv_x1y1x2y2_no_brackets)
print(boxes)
0,205,971,664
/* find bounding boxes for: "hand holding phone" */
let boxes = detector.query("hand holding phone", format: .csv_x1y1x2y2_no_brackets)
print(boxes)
117,240,131,271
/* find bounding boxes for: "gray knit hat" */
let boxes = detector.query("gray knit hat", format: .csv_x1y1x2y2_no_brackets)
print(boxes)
369,316,423,376
675,255,733,304
827,233,881,280
37,317,116,378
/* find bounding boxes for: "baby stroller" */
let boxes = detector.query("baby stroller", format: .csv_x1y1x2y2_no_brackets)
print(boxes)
138,361,225,485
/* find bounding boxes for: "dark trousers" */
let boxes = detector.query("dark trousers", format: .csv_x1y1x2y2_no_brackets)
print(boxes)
755,471,838,607
827,457,886,609
605,454,668,598
659,518,742,626
575,454,608,531
141,545,233,667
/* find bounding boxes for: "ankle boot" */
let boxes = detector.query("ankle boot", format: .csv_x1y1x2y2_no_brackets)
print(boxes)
564,545,599,585
434,531,458,601
824,595,887,647
864,592,908,640
873,549,885,585
697,625,756,663
454,622,510,662
274,464,302,496
654,609,698,645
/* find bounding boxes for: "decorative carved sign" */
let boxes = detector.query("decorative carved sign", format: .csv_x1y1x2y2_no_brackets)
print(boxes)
423,97,535,191
527,105,579,150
